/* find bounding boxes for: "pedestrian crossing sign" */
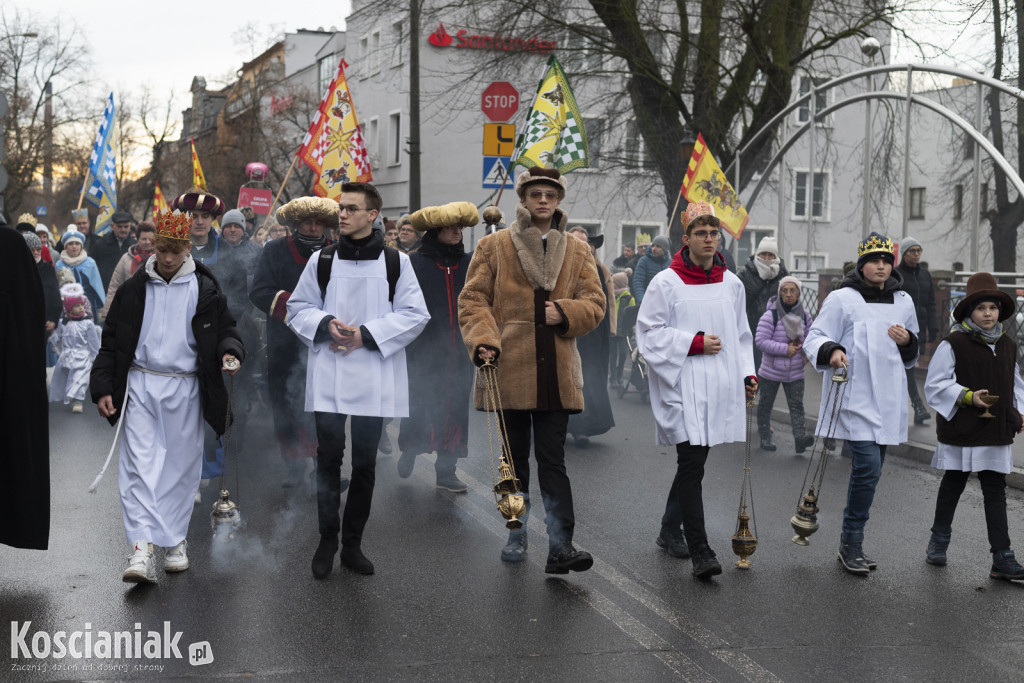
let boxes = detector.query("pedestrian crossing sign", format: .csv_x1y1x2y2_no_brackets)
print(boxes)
483,156,515,189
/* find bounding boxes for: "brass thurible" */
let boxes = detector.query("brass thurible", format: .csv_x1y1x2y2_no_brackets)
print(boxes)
790,489,820,546
731,511,757,568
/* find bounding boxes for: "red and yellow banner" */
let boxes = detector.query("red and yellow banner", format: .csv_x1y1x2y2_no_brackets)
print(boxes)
152,181,169,219
296,59,372,200
681,133,749,239
190,138,207,191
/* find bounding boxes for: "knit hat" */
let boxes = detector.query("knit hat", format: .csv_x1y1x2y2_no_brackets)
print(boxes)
611,272,628,291
276,196,341,230
778,275,801,291
62,229,85,246
221,209,246,229
514,167,567,199
22,231,42,250
651,235,671,253
410,201,479,230
171,190,225,217
35,224,51,238
756,236,779,258
953,272,1015,322
60,283,86,316
900,236,921,253
856,231,895,269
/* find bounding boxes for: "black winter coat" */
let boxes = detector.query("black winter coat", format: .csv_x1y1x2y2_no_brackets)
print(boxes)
90,260,245,436
91,231,135,291
896,262,939,344
737,255,790,332
37,260,62,327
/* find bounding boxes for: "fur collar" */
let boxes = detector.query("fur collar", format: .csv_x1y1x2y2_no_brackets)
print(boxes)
508,204,568,291
144,253,197,284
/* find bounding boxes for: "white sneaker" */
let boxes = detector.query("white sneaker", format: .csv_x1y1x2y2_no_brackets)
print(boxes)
71,401,83,413
122,541,157,584
163,540,189,572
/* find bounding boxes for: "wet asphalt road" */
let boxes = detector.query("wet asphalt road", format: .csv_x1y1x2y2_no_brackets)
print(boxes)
3,387,1024,682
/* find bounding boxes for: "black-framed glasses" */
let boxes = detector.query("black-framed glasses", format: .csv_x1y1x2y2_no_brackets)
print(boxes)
691,230,720,241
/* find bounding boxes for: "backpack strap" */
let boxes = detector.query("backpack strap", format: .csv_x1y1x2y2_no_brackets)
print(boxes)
317,244,339,303
384,246,400,304
772,308,779,328
318,243,400,304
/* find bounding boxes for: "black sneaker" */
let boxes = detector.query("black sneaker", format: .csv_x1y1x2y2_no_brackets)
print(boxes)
838,543,870,575
501,529,527,563
913,401,931,425
311,536,339,579
340,546,375,575
926,532,950,567
545,543,594,574
396,452,416,478
656,528,690,559
760,437,777,452
435,472,468,493
990,549,1024,581
795,435,815,454
690,544,722,579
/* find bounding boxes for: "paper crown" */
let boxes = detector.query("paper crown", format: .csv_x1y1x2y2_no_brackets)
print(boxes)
71,208,88,221
16,212,38,228
856,232,895,259
636,233,652,246
683,201,716,228
154,210,192,241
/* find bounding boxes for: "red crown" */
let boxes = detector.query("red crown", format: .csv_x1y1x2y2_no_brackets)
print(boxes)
154,210,192,241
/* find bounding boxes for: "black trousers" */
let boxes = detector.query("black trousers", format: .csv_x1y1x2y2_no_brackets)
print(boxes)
661,442,711,550
609,336,628,385
500,410,575,550
314,412,383,547
932,469,1011,553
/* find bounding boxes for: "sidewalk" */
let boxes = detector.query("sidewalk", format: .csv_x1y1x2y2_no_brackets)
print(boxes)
767,365,1024,490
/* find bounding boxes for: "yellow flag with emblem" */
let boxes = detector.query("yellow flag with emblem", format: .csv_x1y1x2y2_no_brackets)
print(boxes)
681,133,749,239
190,138,207,191
510,55,589,174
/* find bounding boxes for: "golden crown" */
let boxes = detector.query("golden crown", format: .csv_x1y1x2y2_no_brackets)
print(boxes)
857,234,894,257
154,209,192,241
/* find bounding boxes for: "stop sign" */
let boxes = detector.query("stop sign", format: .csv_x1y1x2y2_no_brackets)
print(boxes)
481,82,519,122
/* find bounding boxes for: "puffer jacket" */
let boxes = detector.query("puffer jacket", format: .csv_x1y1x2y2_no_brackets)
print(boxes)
755,295,812,382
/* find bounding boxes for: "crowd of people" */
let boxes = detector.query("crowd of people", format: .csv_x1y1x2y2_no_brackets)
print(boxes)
7,172,1024,587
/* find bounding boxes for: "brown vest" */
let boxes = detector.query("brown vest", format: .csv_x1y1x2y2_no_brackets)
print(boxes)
935,333,1023,446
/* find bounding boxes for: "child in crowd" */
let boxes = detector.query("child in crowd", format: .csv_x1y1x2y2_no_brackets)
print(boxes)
803,232,919,575
609,272,634,389
923,272,1024,581
49,284,101,413
755,275,814,453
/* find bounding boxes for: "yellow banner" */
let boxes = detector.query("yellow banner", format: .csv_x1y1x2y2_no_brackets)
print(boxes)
681,134,749,239
190,139,207,191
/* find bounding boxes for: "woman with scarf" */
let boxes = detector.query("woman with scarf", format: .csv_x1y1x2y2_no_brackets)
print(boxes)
754,276,814,453
738,236,790,369
54,228,104,323
922,272,1024,581
99,222,155,321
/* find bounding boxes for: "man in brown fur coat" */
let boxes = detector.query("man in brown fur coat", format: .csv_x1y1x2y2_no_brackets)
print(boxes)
459,167,606,574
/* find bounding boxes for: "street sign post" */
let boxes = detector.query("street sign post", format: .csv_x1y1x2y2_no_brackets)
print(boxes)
483,156,514,189
483,123,516,157
481,82,519,122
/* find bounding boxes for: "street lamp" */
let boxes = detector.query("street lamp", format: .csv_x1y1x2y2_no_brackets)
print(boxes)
861,36,880,239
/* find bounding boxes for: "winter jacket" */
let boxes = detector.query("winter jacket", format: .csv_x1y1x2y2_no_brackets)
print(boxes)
614,289,635,338
91,232,136,291
458,204,606,413
90,258,245,436
632,251,669,304
754,296,813,383
37,260,61,327
896,261,939,344
736,254,790,335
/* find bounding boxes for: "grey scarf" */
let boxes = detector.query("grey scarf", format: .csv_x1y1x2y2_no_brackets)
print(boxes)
952,318,1003,345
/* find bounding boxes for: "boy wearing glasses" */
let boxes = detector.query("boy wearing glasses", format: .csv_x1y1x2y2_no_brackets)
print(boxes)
636,201,757,579
459,166,606,573
287,183,429,578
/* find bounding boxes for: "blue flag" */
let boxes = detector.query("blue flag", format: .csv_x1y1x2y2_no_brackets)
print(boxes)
83,93,117,235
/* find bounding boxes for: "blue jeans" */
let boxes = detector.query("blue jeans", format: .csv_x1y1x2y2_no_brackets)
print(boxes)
841,441,887,541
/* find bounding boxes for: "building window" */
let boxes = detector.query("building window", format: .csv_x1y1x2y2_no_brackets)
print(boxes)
793,171,829,219
366,117,379,166
797,76,828,124
388,111,402,166
583,117,603,168
954,184,963,219
791,252,827,273
358,36,369,78
318,55,336,96
909,187,925,219
737,228,775,265
371,30,381,74
981,182,989,213
392,21,405,67
563,29,602,72
624,121,652,170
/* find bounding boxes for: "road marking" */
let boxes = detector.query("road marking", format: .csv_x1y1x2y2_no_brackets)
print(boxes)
413,462,782,682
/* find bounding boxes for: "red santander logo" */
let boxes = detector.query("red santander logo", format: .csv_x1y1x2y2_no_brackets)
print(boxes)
428,23,453,47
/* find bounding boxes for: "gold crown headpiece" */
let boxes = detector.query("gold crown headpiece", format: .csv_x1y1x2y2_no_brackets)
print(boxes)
154,209,192,241
856,233,894,258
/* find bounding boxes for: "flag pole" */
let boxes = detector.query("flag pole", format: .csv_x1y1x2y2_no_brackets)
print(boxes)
76,180,87,210
669,190,684,228
269,156,299,216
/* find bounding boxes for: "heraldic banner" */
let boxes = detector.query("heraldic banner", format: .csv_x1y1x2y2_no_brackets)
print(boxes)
681,133,749,240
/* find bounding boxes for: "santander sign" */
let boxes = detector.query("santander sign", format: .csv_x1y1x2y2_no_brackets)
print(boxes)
427,22,557,54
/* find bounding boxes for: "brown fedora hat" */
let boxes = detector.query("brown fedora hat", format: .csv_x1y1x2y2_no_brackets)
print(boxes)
953,272,1016,322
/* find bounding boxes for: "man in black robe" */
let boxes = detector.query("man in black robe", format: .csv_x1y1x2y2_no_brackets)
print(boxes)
0,223,50,549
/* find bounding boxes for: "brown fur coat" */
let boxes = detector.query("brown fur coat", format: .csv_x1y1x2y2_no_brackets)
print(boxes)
458,205,606,412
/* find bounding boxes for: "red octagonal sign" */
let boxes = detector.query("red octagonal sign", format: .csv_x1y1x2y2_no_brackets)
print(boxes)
481,82,519,122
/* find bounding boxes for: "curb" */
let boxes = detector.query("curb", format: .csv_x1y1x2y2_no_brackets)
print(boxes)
769,407,1024,491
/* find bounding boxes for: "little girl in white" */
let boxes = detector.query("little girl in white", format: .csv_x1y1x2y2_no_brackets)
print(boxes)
49,284,101,413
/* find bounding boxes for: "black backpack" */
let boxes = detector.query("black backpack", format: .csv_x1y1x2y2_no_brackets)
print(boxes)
317,244,401,304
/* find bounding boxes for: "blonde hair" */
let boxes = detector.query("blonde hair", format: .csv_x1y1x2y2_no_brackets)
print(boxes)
153,235,191,254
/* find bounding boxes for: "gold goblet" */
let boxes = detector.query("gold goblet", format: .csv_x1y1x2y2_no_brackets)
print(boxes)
979,394,999,418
